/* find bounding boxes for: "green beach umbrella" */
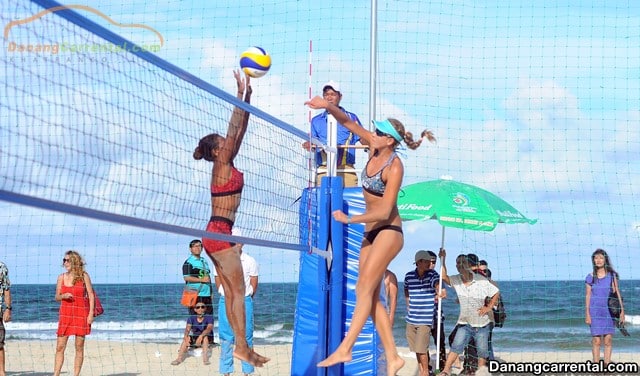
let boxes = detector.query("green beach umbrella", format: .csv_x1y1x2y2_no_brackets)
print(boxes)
398,178,536,371
398,178,537,232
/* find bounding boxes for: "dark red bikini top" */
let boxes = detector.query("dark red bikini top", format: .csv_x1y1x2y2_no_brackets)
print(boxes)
211,166,244,197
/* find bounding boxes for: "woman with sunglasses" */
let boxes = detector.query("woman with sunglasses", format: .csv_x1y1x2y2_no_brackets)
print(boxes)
172,297,214,366
54,250,95,376
305,96,435,375
193,70,268,367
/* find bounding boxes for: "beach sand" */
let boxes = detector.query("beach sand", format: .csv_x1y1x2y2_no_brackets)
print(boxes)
4,340,638,375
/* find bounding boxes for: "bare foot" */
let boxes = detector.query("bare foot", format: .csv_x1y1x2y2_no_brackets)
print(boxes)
233,348,270,367
317,349,352,368
387,355,405,375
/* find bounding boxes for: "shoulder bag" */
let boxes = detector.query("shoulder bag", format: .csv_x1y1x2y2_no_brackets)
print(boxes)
180,283,204,308
93,291,104,317
492,296,507,328
84,282,104,317
608,275,629,336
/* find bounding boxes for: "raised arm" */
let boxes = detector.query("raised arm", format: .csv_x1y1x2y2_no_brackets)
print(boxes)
438,248,451,286
218,70,252,164
305,96,371,144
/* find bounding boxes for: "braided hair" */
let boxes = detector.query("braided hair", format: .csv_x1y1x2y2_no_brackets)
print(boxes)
387,118,436,150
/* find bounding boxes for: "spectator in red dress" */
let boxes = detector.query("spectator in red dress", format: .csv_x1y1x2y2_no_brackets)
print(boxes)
54,250,95,376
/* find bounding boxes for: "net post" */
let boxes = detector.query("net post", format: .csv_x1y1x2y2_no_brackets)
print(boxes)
327,176,345,374
317,180,332,375
326,114,338,178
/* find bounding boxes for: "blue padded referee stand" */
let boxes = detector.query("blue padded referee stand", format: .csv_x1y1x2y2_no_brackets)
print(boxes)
292,177,382,376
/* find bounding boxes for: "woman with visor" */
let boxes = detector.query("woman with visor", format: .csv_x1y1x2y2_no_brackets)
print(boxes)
305,96,436,375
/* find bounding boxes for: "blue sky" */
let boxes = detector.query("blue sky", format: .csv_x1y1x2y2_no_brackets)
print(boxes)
1,0,639,284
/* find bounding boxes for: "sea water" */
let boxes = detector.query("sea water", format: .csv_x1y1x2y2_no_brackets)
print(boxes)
5,280,639,352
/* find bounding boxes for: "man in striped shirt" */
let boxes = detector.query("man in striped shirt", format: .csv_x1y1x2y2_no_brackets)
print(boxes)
404,250,441,376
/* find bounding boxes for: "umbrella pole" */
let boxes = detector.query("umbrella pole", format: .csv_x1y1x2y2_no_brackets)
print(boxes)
436,226,445,372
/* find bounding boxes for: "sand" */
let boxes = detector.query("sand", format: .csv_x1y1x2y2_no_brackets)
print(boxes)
4,340,639,375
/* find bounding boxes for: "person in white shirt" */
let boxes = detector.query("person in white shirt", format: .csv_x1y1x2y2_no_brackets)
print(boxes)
214,248,259,376
437,249,499,376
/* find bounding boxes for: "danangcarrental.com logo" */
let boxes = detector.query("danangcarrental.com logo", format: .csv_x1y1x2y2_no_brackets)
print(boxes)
4,4,164,55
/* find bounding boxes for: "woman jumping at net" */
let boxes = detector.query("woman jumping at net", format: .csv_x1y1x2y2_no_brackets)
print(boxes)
193,70,269,367
305,96,436,375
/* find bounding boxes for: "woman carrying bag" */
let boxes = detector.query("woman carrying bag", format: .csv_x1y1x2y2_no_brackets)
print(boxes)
585,248,625,366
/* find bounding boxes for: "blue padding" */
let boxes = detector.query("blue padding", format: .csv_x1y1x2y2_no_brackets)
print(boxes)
292,187,328,376
328,178,345,375
292,184,383,376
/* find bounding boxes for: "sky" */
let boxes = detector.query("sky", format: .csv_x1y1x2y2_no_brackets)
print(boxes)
1,0,639,284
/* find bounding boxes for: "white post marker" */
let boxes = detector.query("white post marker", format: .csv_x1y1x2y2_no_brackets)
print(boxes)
326,114,337,178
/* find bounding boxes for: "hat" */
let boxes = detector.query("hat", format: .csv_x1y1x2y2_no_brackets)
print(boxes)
372,119,403,143
415,250,436,263
322,80,341,93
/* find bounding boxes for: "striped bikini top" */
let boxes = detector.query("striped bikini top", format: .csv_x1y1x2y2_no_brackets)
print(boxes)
361,152,397,197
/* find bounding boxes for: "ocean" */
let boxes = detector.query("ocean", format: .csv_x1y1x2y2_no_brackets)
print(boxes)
4,280,639,352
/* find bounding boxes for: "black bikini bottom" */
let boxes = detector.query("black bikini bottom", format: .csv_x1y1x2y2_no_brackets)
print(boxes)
363,225,403,244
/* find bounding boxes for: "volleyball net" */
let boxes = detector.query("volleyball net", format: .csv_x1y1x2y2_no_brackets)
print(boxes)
1,1,313,374
1,0,309,251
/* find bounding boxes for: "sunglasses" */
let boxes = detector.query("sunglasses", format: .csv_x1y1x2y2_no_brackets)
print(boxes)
194,305,206,309
375,129,392,138
62,258,70,263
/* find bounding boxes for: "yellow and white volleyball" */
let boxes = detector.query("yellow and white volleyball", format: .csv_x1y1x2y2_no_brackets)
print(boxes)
239,46,271,78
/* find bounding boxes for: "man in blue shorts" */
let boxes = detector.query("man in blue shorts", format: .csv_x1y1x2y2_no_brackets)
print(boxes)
215,247,259,376
438,250,500,376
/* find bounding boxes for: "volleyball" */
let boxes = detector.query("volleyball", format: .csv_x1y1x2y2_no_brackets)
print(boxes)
239,46,271,78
